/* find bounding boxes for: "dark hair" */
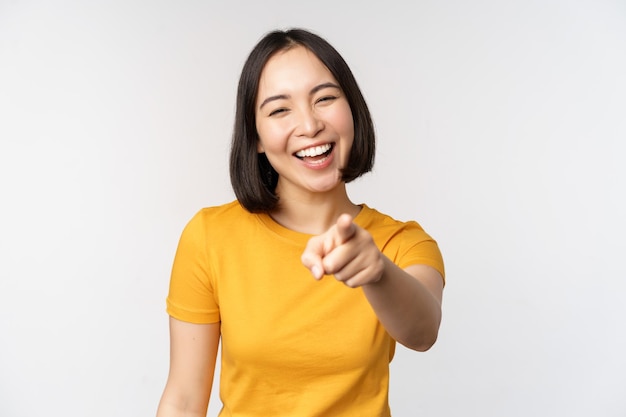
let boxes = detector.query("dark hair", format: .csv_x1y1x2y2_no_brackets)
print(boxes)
229,28,376,212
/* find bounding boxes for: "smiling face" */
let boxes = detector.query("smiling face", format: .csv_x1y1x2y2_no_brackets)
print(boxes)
255,45,354,199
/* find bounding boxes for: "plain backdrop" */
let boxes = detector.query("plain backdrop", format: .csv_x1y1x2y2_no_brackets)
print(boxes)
1,1,625,416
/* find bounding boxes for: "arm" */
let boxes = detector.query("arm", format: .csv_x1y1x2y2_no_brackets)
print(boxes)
361,260,443,351
157,317,221,417
301,214,443,351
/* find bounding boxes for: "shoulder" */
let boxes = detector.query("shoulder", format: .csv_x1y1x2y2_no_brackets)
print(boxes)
196,199,248,218
180,200,255,241
357,204,428,237
188,200,252,227
357,205,444,276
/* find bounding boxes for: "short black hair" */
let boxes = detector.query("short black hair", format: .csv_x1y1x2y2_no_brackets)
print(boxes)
229,28,375,213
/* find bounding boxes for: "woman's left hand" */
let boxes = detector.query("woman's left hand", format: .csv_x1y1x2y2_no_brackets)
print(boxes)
301,214,385,288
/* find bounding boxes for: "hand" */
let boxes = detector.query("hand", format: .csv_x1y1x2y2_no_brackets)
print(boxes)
301,214,385,288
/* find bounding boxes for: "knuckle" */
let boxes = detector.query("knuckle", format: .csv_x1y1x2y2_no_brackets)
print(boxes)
323,259,337,275
344,279,357,288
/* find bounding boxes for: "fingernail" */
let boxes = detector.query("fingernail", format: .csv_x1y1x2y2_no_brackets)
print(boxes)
312,265,322,279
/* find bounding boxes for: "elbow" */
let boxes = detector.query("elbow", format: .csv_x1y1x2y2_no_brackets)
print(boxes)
411,307,443,351
404,330,439,352
413,333,439,352
399,317,441,352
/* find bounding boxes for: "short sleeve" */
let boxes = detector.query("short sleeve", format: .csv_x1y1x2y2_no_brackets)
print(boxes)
166,210,220,324
394,221,445,283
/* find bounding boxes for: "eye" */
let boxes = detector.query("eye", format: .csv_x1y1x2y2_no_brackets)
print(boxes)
316,95,337,104
268,107,289,117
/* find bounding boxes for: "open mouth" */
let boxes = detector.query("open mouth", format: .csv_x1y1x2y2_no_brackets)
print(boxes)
294,143,334,160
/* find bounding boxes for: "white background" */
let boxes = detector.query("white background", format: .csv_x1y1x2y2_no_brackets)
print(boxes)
1,1,625,416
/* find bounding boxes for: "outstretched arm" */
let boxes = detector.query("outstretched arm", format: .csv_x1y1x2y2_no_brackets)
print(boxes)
301,214,443,351
157,317,220,417
361,260,443,351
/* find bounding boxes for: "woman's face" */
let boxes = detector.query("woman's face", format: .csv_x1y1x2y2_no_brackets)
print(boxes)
255,45,354,197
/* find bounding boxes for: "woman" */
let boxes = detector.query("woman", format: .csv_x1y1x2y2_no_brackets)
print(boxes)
157,28,444,417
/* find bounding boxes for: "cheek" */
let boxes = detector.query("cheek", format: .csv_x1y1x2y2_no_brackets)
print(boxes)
255,119,273,153
256,120,290,153
256,128,275,154
330,101,354,130
334,106,355,143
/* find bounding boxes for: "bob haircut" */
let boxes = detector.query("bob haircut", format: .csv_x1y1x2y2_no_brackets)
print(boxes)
229,28,376,213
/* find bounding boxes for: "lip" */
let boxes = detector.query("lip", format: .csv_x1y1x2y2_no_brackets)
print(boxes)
292,141,335,157
294,142,336,170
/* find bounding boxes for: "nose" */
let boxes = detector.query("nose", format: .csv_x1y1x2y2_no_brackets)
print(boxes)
295,107,324,138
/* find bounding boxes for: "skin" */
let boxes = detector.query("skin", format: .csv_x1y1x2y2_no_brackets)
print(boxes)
157,319,219,417
300,214,444,350
157,45,444,416
255,45,358,233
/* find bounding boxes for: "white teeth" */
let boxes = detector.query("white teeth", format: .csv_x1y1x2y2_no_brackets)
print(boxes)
295,143,332,158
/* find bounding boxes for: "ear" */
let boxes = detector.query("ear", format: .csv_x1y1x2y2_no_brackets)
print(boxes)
257,141,265,153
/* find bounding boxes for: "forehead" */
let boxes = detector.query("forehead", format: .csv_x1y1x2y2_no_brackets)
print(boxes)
257,46,337,95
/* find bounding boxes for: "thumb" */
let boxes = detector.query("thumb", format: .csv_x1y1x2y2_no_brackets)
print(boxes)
301,237,325,280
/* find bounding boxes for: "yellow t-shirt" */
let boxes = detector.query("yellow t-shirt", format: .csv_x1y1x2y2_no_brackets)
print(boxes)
167,200,444,416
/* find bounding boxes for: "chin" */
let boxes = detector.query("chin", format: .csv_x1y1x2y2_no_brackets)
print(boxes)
307,177,343,194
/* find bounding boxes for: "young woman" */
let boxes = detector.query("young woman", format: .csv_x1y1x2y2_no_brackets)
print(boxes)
157,28,445,417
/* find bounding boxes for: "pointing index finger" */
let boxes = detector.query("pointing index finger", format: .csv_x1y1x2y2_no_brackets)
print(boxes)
336,214,356,243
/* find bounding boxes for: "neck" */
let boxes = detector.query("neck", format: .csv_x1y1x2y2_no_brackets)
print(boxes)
269,184,360,235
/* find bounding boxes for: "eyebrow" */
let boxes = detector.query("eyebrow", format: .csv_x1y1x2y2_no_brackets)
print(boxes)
258,82,341,110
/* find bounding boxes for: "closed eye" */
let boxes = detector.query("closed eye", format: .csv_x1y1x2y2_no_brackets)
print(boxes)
316,96,337,104
269,107,289,117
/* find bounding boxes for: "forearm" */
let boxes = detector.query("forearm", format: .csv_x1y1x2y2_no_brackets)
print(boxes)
362,256,443,351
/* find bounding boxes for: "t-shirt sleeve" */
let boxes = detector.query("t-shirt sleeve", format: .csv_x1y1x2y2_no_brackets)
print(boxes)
394,221,445,283
166,210,221,324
